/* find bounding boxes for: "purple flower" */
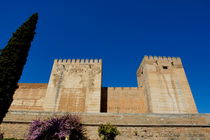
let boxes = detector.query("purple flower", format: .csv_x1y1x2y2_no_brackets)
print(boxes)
26,114,86,140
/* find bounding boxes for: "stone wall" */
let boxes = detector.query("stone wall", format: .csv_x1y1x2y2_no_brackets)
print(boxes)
1,111,210,139
137,56,198,113
9,56,198,114
10,84,47,111
106,87,148,113
10,85,149,114
43,59,102,113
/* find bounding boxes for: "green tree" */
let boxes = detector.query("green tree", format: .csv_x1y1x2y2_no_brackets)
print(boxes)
98,123,120,140
0,13,38,123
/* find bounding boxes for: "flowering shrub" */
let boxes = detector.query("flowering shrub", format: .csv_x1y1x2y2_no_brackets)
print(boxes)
98,123,120,140
0,132,23,139
27,114,86,140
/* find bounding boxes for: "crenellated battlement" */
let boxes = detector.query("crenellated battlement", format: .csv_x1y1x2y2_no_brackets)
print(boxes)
137,55,183,77
136,55,183,71
54,59,102,64
9,54,198,123
143,55,182,63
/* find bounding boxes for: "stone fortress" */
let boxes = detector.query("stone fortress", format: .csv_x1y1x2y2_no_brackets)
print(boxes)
2,56,210,139
10,56,197,114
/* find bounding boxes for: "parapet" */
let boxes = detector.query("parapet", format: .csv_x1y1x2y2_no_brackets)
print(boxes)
53,59,102,64
137,55,183,76
139,55,183,67
143,55,181,63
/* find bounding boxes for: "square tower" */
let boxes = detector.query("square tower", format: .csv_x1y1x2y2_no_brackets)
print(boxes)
137,56,197,113
43,59,102,113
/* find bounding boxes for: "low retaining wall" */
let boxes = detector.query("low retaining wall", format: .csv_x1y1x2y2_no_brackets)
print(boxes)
1,111,210,140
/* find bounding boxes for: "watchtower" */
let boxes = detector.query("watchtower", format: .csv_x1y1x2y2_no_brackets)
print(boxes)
43,59,102,113
137,56,197,113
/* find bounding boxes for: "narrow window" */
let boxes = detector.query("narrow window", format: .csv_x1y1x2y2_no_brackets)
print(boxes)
163,66,168,69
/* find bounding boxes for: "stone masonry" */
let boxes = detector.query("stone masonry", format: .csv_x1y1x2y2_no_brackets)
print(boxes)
137,56,197,113
1,111,210,139
43,59,102,113
1,55,207,139
9,56,197,114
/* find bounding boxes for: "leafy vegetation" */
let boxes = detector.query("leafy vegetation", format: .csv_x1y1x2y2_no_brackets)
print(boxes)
98,123,120,140
27,114,86,140
0,13,38,123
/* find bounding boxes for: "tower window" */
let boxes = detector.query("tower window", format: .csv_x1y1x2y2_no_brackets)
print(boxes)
162,66,168,69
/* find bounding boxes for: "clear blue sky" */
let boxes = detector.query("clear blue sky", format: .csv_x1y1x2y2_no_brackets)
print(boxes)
0,0,209,113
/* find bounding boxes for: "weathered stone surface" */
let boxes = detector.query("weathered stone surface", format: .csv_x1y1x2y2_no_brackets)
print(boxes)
1,111,210,139
43,59,102,113
10,83,47,111
107,87,148,113
4,56,203,139
137,56,197,113
9,56,197,114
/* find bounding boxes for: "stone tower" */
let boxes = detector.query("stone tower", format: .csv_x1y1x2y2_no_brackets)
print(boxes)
137,56,197,113
43,59,102,112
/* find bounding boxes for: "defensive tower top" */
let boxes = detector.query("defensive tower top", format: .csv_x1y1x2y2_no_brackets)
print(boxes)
141,55,182,66
136,55,197,113
54,59,102,64
137,55,183,77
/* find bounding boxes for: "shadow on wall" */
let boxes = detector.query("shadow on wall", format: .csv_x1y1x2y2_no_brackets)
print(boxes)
101,87,108,112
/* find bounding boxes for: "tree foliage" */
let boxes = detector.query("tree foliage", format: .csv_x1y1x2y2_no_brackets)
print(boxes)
27,114,86,140
98,123,120,140
0,13,38,123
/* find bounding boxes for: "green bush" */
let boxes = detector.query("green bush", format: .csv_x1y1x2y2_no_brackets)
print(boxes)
98,123,120,140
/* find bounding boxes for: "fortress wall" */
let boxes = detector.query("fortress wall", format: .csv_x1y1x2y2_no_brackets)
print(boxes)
57,88,86,112
43,59,102,113
171,68,198,113
9,83,48,111
1,111,210,139
107,87,148,113
3,56,207,139
137,56,198,113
